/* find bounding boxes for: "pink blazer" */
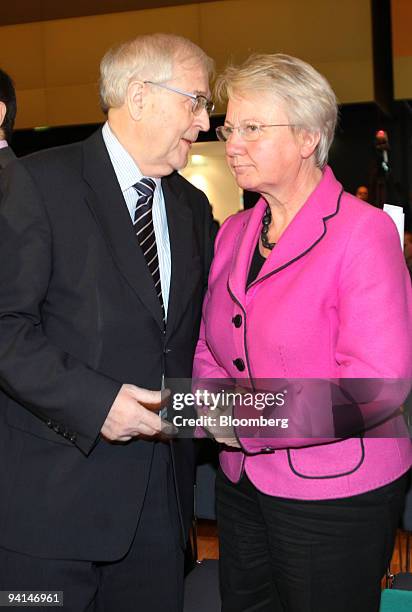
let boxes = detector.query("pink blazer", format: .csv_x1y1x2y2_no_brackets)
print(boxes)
193,166,412,500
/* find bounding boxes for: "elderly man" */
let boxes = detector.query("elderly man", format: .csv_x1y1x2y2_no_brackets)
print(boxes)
0,34,215,612
0,68,17,170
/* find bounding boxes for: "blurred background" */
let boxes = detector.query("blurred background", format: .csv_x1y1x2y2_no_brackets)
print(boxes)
1,0,411,225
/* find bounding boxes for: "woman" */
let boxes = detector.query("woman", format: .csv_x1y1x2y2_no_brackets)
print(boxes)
193,54,412,612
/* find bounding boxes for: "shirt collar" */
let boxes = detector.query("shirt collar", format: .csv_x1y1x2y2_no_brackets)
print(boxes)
102,122,161,193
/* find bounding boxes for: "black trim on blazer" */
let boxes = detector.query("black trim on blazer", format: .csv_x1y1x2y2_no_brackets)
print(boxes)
286,436,366,480
226,281,250,471
225,188,345,464
226,281,254,386
226,188,344,382
246,188,344,291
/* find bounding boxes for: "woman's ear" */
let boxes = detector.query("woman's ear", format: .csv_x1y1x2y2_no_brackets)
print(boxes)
126,80,145,121
299,129,321,160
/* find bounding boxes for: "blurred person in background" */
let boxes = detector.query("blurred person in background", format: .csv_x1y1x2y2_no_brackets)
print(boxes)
355,184,369,201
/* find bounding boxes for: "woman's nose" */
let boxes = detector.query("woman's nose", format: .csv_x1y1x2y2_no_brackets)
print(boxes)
225,131,246,156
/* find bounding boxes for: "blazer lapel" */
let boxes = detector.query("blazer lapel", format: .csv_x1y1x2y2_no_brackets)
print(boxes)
162,174,192,340
229,167,344,302
82,130,164,330
253,167,343,285
227,201,263,308
0,146,16,169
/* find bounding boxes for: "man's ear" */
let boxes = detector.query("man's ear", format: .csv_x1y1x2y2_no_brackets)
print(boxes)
126,81,145,121
0,101,6,133
299,129,321,160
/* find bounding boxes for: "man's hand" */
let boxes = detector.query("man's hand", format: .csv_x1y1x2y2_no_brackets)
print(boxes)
101,384,171,442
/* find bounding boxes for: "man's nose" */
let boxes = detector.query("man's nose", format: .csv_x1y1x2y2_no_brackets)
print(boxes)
194,108,210,132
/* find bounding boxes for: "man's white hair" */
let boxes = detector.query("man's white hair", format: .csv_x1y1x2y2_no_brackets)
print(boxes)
100,33,214,113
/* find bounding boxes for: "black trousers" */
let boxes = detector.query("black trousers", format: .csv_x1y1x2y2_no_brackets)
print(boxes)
216,467,408,612
0,443,184,612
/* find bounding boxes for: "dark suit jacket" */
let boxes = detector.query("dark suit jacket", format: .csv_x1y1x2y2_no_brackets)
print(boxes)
0,129,215,560
0,145,16,171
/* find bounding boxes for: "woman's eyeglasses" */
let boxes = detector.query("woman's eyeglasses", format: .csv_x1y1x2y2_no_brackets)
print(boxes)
216,121,296,142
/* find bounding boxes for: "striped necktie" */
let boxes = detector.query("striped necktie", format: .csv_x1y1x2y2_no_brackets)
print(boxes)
133,178,166,325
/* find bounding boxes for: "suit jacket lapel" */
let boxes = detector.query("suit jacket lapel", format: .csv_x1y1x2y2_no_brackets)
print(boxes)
162,174,192,340
0,146,16,169
82,130,164,330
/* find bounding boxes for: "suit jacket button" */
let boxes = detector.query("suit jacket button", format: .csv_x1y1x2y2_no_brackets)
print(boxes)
53,424,61,434
46,419,53,428
69,433,77,443
232,315,242,328
233,358,245,372
62,431,70,439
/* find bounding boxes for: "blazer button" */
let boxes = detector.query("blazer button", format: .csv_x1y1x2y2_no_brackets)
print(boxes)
46,419,53,428
69,433,77,444
53,424,61,434
233,358,245,372
232,315,242,328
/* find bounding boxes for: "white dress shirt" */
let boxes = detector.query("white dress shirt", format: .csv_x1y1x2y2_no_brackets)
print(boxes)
102,122,171,318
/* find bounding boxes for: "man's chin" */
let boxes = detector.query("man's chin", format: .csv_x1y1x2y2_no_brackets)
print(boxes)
171,153,190,172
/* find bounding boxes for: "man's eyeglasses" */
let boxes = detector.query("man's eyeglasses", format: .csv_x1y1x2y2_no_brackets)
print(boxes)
216,121,297,142
144,81,215,116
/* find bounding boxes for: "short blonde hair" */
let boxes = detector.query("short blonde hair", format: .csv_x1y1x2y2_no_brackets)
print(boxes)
100,33,214,113
215,53,338,168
